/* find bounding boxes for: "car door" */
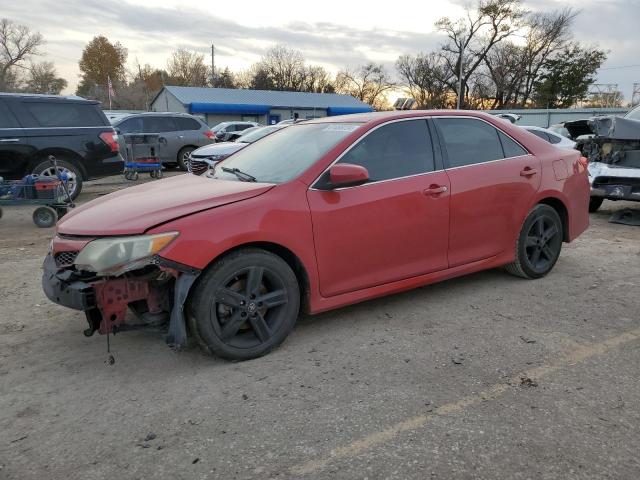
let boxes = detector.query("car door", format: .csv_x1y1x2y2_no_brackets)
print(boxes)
0,98,33,179
142,116,180,163
434,117,541,268
307,119,450,297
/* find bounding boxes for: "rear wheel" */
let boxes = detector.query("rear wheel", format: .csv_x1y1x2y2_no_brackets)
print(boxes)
177,147,195,171
505,204,563,279
32,159,83,200
189,248,300,361
589,197,604,212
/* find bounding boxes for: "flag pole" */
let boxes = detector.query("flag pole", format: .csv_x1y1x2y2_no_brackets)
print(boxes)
108,76,112,109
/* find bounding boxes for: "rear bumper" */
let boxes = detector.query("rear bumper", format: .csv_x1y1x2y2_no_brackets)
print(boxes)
588,162,640,202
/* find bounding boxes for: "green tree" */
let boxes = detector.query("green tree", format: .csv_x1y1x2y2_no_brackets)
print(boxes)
214,67,236,88
533,44,606,108
77,36,127,97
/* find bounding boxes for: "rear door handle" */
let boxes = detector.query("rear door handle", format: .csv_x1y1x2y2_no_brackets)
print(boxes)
520,167,538,177
0,138,20,143
423,185,448,196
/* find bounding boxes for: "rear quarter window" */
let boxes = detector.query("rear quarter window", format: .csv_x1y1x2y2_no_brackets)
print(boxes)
22,101,105,127
0,100,20,128
175,117,203,130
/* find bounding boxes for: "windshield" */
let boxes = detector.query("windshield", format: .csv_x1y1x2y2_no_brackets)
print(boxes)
625,105,640,121
213,123,361,184
211,122,230,131
237,126,281,143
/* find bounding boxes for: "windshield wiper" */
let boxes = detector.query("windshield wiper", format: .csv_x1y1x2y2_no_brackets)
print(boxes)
221,166,257,182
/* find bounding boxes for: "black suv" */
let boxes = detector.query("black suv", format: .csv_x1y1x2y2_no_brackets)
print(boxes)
0,93,122,199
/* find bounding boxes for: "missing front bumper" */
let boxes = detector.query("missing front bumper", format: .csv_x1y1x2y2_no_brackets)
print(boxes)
41,253,200,347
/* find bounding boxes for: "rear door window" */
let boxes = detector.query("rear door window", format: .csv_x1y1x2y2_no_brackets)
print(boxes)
338,119,435,182
436,118,504,168
0,100,20,128
143,116,178,133
22,101,105,127
175,117,202,131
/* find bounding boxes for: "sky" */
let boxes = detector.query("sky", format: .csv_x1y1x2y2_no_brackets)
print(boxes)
4,0,640,102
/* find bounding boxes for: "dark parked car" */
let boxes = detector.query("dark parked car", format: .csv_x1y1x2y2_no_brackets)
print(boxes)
0,93,122,199
112,113,214,170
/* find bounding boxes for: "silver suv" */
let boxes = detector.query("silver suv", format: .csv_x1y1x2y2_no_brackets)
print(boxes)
112,113,215,170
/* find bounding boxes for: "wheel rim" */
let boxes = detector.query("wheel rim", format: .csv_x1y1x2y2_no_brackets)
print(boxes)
35,209,53,226
525,215,561,272
211,266,289,349
39,166,77,197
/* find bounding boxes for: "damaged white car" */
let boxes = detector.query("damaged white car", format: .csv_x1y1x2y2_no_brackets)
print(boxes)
565,105,640,212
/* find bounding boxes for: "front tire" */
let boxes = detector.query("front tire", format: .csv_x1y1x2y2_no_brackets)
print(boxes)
177,147,195,171
189,248,300,361
589,197,604,212
505,204,563,279
32,159,83,200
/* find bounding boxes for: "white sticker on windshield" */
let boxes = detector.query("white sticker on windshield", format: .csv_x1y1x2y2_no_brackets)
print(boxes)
322,124,360,132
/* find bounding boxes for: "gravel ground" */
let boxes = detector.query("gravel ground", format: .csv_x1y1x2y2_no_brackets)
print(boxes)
1,174,639,480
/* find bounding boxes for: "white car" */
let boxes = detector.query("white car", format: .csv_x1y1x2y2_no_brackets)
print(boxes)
521,125,576,150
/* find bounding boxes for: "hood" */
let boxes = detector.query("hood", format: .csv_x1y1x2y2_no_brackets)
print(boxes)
57,174,274,236
191,142,246,157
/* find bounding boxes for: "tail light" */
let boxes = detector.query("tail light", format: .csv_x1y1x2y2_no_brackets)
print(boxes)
204,130,215,140
99,131,119,153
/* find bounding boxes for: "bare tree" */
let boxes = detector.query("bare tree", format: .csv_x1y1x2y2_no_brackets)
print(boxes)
24,61,67,94
167,49,208,87
0,18,44,91
335,63,395,110
396,53,452,108
302,65,334,93
517,8,577,105
258,45,306,91
435,0,526,107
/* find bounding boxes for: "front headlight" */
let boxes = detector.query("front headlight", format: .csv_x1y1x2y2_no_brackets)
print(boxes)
74,232,179,275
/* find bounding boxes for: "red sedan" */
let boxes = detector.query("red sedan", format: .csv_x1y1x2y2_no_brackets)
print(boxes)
43,111,590,360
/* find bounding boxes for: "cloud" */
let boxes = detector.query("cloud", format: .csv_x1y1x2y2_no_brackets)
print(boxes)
2,0,638,99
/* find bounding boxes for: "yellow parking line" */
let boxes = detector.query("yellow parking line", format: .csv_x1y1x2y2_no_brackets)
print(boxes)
291,327,640,476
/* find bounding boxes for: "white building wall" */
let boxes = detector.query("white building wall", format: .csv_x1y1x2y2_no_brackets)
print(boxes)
151,90,187,114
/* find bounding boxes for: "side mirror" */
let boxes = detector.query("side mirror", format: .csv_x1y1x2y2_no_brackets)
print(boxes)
328,163,369,189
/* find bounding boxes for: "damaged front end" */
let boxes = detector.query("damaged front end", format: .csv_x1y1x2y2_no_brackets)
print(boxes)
566,116,640,203
42,233,200,348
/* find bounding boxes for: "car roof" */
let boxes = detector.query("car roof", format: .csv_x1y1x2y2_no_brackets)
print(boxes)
302,110,502,126
0,92,97,104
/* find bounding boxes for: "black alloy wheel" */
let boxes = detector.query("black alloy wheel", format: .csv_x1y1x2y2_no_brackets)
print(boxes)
505,204,563,279
190,249,300,360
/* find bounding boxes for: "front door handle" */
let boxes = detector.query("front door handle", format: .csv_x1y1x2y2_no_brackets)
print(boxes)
423,185,448,196
0,138,20,143
520,167,538,177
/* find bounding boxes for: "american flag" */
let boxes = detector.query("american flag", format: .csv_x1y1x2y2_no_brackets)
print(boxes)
107,76,116,98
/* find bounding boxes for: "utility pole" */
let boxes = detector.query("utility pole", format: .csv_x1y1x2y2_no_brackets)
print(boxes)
456,38,465,110
211,44,215,87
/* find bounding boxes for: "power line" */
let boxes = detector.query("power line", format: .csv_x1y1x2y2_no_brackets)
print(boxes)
599,64,640,71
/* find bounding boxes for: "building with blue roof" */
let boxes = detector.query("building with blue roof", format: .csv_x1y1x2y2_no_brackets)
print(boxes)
150,86,373,126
